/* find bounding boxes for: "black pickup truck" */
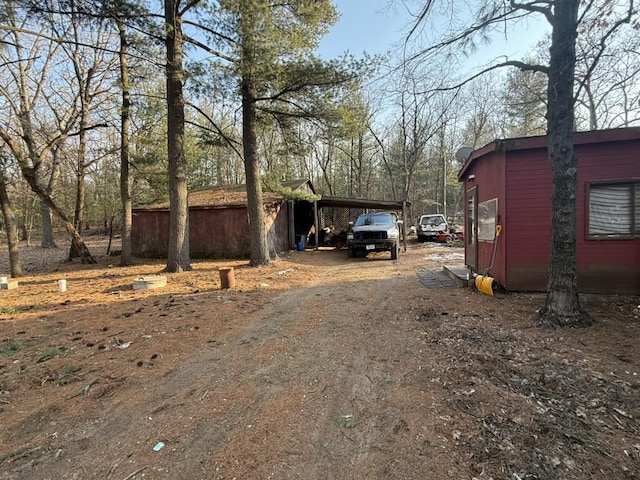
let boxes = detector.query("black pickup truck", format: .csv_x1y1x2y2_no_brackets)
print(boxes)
346,212,402,260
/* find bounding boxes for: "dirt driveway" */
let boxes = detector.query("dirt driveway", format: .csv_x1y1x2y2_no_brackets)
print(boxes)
0,238,639,479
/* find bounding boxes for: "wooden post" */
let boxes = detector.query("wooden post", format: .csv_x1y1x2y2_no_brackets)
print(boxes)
402,200,408,252
313,200,319,250
219,267,235,289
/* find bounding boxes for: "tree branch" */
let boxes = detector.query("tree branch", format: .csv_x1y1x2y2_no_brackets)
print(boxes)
510,0,553,23
574,1,636,101
405,0,436,41
424,60,548,93
183,34,236,64
404,5,533,66
183,20,238,47
179,0,202,18
186,103,244,160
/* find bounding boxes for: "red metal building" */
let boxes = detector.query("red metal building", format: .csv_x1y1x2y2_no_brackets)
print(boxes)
457,127,640,295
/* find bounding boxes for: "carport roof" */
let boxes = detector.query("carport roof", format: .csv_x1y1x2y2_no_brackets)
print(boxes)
318,196,408,210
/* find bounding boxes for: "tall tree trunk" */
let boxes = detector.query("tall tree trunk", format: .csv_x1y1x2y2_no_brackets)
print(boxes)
164,0,191,272
242,75,269,266
239,3,269,267
539,0,591,327
0,169,22,277
40,199,56,248
40,147,61,249
118,20,133,266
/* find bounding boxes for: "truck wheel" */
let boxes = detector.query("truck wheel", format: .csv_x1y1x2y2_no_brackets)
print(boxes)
347,246,355,258
390,242,398,260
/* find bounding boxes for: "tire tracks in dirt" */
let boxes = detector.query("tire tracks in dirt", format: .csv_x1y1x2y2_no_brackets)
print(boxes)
4,253,453,480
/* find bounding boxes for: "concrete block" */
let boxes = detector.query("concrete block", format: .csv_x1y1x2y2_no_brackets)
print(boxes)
0,281,19,290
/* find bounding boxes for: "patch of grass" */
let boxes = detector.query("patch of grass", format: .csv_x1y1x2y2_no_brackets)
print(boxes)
383,376,396,385
335,414,359,429
60,364,79,375
56,365,82,385
35,346,69,363
430,438,447,448
0,339,25,357
0,306,21,315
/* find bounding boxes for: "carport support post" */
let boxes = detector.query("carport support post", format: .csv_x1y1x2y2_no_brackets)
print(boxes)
402,200,408,251
313,200,319,250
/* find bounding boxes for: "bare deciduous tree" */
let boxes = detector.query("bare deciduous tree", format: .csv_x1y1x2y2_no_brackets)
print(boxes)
0,3,96,263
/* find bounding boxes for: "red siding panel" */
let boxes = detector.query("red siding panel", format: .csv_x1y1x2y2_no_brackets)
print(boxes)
189,207,251,257
132,202,303,259
505,150,553,290
131,211,170,257
132,207,252,258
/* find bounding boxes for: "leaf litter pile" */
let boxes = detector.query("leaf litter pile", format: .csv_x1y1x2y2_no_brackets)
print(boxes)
416,301,640,479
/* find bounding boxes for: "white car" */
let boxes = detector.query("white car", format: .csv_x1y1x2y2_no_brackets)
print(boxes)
416,214,449,242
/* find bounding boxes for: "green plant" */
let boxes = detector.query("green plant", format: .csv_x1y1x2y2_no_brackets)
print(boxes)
262,175,321,203
56,365,82,385
0,306,20,315
35,346,69,363
0,339,24,357
335,414,358,429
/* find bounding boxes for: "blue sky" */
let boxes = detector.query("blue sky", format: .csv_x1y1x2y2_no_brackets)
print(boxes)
317,0,411,59
317,1,550,68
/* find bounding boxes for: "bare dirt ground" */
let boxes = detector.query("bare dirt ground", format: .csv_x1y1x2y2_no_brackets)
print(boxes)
0,235,639,480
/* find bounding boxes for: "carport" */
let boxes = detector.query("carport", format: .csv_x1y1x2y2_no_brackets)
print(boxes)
309,196,410,250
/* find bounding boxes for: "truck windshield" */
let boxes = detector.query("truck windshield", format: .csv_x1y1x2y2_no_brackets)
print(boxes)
354,214,394,227
421,216,444,225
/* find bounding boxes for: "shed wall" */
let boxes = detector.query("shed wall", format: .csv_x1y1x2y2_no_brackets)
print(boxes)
504,149,554,290
131,210,170,257
132,203,299,259
465,150,507,282
575,140,640,294
132,207,252,258
267,203,291,254
504,139,640,294
189,207,251,257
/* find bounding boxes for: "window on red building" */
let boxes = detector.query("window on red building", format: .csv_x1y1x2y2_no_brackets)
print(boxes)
587,181,639,238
